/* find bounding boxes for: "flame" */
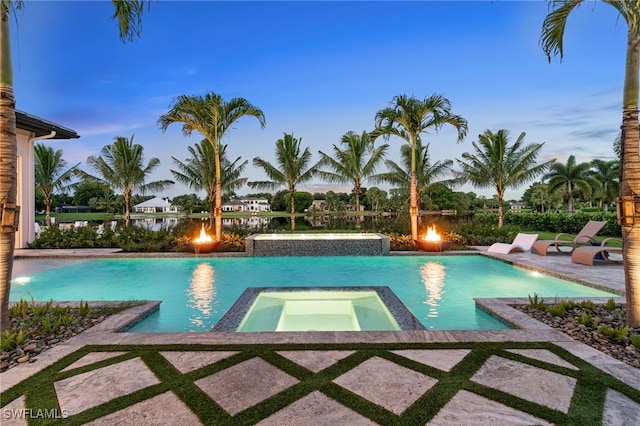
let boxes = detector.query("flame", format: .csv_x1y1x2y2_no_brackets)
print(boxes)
423,225,441,242
193,224,213,243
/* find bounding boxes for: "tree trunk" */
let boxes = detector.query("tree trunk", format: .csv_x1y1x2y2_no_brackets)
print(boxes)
620,25,640,327
567,181,573,213
289,188,296,231
621,107,640,327
497,196,504,229
409,170,418,240
354,183,361,230
45,196,52,227
0,6,16,331
214,147,222,241
124,191,131,227
208,194,215,230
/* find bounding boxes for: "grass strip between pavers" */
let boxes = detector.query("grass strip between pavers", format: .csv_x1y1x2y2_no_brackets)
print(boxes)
1,341,639,425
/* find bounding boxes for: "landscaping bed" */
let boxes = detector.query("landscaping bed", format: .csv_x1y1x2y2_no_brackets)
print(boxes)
515,301,640,369
1,301,142,372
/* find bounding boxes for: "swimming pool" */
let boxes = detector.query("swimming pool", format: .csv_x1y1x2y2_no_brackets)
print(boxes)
10,255,618,332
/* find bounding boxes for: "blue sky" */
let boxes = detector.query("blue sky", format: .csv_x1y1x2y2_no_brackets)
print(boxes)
10,1,625,200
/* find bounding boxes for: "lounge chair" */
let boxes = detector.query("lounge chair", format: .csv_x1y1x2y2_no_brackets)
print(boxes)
571,238,623,266
487,233,538,254
531,220,608,256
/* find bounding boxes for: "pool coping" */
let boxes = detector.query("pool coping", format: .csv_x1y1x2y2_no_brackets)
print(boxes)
4,295,639,394
4,248,633,394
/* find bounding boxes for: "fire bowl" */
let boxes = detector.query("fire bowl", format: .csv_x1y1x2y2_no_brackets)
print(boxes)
413,239,451,252
185,241,221,254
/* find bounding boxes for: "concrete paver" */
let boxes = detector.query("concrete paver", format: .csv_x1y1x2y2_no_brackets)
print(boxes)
195,357,299,416
471,355,577,413
428,390,552,425
333,356,438,415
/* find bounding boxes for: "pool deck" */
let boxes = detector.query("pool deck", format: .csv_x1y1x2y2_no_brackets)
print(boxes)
2,248,638,424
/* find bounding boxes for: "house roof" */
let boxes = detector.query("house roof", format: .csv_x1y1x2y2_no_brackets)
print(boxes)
133,197,170,208
16,110,80,139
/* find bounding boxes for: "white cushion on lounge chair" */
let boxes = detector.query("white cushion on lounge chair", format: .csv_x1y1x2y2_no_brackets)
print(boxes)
487,233,538,254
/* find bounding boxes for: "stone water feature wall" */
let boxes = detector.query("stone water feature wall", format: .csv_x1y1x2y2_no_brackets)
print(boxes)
245,233,390,256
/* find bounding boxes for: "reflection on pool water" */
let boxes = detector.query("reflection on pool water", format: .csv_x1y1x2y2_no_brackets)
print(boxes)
10,255,619,332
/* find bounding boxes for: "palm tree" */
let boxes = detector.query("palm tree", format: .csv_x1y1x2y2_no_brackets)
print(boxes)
541,0,640,327
0,1,149,331
527,182,560,213
158,92,265,241
372,94,467,240
543,155,591,214
375,141,454,215
316,131,388,228
80,135,174,225
249,133,316,231
34,144,79,227
589,159,619,212
455,129,554,228
171,142,248,228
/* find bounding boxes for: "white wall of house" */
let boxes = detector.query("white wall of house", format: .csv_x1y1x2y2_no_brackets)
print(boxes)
16,128,36,249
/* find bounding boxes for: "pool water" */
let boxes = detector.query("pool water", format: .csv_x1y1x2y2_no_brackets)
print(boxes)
10,256,618,332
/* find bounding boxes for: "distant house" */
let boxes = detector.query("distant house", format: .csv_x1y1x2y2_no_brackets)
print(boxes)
16,110,79,248
58,205,90,214
221,199,245,212
510,202,525,211
133,197,181,213
310,200,328,211
221,197,271,213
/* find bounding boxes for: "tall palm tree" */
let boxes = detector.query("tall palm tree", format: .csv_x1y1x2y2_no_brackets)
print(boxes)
316,131,388,228
34,144,79,227
541,0,640,327
158,92,265,241
589,159,619,212
374,141,454,215
171,141,248,229
249,133,316,231
543,155,591,214
372,94,467,240
80,135,174,225
527,182,560,213
455,129,554,228
0,1,149,331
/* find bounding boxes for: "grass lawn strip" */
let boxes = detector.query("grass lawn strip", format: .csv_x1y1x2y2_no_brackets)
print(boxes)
1,342,639,425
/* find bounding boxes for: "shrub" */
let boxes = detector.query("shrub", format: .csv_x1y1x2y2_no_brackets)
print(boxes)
557,299,575,310
528,293,546,310
603,299,617,311
79,300,90,318
1,329,28,351
548,304,566,317
597,324,629,342
221,233,245,252
449,221,520,246
631,333,640,350
501,211,620,237
577,312,599,328
577,300,597,311
389,233,415,251
8,299,29,318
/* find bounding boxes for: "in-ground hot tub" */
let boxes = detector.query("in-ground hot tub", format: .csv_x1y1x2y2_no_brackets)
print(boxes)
212,286,426,332
245,233,390,256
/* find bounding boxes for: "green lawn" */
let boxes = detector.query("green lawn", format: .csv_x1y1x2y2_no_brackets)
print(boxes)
2,342,638,425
